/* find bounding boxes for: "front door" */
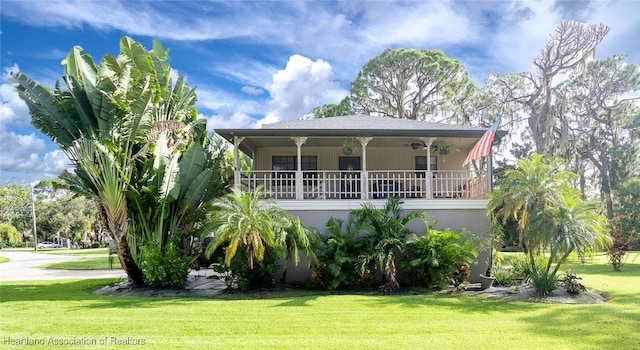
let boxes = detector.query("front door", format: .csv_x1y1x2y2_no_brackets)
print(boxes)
339,157,361,199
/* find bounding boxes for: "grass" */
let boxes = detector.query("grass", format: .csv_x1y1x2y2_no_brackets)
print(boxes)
38,248,109,256
40,257,113,270
1,253,639,349
0,256,8,264
1,247,109,255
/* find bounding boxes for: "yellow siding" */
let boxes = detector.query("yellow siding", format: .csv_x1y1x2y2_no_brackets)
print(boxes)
254,146,466,171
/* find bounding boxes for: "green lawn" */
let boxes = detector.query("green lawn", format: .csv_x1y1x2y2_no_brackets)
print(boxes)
1,254,638,349
40,257,113,270
38,248,109,256
1,247,109,255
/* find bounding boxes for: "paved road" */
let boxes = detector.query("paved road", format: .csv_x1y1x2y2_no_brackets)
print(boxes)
0,251,127,281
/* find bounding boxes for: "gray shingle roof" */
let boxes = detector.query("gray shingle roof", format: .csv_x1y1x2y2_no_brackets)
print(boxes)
261,115,484,131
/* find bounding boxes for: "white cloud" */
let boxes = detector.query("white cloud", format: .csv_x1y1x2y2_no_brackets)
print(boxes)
241,86,264,95
0,64,30,127
358,2,475,47
200,112,256,132
258,54,335,126
208,59,277,88
0,130,45,171
196,87,265,117
43,150,72,176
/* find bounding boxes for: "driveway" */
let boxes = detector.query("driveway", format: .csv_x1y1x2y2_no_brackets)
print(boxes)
0,251,126,281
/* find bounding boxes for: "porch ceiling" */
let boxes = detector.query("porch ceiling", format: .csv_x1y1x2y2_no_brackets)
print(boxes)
239,136,478,153
216,114,507,156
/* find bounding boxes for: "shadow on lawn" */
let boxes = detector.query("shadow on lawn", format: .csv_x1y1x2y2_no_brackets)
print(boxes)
519,300,640,349
0,279,195,309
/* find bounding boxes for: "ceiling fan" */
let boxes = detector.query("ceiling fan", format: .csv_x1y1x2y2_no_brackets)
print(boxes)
405,140,433,150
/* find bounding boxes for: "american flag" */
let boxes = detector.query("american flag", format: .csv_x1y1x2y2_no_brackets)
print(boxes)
462,116,502,167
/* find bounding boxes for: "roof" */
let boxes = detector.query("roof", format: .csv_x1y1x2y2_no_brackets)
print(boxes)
214,114,507,155
216,114,503,139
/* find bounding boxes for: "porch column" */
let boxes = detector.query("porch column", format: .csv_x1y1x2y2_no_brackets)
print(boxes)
421,137,436,199
233,136,245,188
357,137,372,200
292,137,307,200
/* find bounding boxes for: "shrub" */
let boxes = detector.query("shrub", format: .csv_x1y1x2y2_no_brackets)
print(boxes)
403,229,478,289
561,270,586,294
508,254,548,283
493,267,516,286
138,237,192,288
312,217,369,290
213,248,278,290
531,271,558,297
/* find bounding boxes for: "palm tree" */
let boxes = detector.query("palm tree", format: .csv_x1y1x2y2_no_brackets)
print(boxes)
277,214,319,283
351,197,427,293
205,186,278,270
489,154,609,296
531,198,608,277
11,37,231,285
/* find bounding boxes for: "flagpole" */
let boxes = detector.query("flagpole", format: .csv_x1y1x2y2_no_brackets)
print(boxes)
487,151,493,195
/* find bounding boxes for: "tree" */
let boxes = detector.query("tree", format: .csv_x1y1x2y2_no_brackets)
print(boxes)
277,214,318,283
0,184,31,233
351,196,427,293
495,21,610,155
203,186,317,288
610,178,640,270
350,48,476,123
561,55,640,218
0,223,22,246
36,191,98,248
488,154,609,296
312,96,353,118
204,186,279,270
11,37,231,286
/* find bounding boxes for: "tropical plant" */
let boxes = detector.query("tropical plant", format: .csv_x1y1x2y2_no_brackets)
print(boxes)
11,37,232,285
351,197,427,293
488,154,609,296
204,186,318,289
204,186,278,270
341,138,359,154
277,214,319,283
312,217,368,290
560,270,586,294
403,229,478,289
138,235,193,288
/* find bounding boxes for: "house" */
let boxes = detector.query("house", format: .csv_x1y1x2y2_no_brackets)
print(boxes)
215,115,506,281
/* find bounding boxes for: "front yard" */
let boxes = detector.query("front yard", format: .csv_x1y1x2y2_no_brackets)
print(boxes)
1,253,638,349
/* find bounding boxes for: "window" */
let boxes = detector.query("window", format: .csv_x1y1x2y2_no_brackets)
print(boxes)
415,156,437,178
272,156,318,183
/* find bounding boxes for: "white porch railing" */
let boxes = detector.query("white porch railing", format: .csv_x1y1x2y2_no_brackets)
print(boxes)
241,170,487,200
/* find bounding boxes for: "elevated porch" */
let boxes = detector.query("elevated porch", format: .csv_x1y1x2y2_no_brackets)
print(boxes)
242,169,487,201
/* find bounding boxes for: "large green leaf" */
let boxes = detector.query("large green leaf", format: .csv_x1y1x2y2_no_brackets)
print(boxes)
174,142,206,199
62,75,99,136
10,73,78,148
182,168,213,207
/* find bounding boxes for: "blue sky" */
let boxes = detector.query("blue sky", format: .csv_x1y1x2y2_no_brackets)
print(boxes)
1,0,640,185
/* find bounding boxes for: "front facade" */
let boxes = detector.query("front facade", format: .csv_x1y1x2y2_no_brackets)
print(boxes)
216,115,503,280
